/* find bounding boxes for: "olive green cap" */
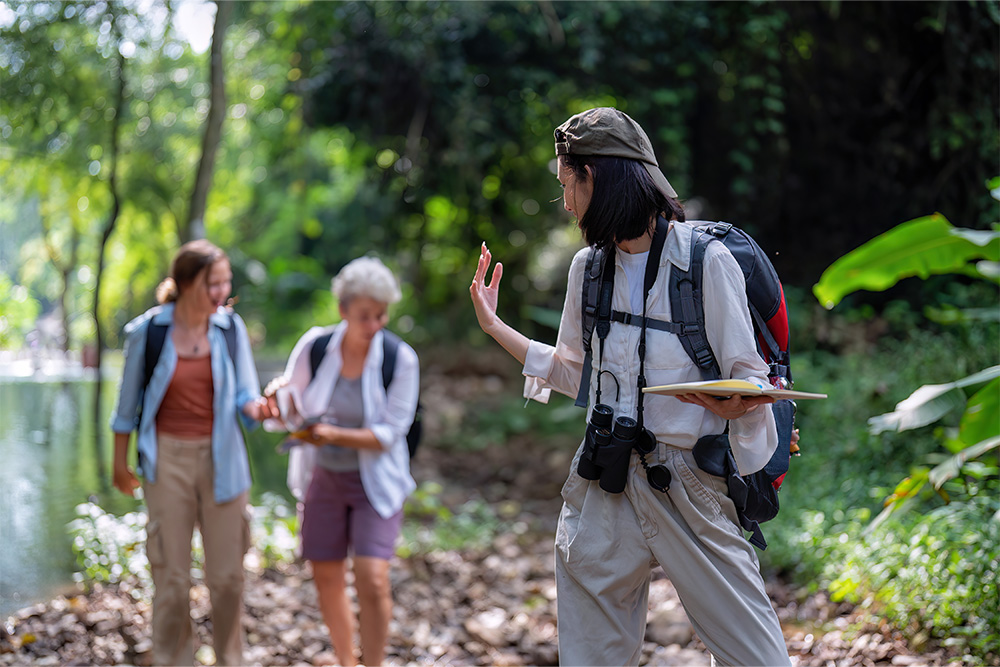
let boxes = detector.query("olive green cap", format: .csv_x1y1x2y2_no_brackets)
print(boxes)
554,107,677,199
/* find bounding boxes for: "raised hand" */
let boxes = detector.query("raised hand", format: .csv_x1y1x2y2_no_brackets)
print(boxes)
470,242,504,334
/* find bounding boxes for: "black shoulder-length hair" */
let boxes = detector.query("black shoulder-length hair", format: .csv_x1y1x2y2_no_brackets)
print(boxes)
561,154,685,250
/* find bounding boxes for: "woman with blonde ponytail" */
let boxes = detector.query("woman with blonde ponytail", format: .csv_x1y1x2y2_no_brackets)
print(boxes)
109,239,274,666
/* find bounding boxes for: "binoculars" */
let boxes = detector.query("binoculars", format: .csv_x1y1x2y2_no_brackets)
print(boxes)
577,404,640,493
577,403,671,494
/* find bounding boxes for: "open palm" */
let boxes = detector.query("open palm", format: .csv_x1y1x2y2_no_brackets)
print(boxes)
470,242,503,334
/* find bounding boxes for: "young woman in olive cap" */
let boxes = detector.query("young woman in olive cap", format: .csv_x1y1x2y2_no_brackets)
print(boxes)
470,107,789,666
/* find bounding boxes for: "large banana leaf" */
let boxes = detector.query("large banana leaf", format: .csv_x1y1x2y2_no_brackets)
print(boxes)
813,214,1000,309
868,366,1000,435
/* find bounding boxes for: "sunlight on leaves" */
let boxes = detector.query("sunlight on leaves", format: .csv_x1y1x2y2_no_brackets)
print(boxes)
813,214,1000,309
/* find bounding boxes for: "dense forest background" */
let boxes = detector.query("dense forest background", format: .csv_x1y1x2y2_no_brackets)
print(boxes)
1,1,999,664
2,0,997,351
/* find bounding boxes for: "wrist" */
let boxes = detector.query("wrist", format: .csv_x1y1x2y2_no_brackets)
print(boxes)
484,317,506,339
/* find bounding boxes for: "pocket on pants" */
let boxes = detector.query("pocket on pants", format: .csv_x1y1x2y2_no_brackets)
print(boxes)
560,443,588,511
674,451,729,519
145,519,165,567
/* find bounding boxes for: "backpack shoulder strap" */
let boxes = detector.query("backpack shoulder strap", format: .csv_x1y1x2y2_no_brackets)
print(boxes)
669,228,721,380
220,313,237,366
309,331,334,379
143,313,168,390
575,247,605,408
308,328,401,391
381,330,401,390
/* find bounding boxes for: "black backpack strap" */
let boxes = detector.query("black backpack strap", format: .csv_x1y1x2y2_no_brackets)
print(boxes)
669,229,721,380
610,311,683,334
143,318,169,390
220,313,237,367
309,331,334,379
575,247,605,408
308,328,399,390
381,330,401,390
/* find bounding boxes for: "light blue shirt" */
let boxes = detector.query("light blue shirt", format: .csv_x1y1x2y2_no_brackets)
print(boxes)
110,303,262,503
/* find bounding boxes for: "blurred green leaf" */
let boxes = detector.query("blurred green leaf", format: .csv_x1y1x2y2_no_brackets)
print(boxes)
957,378,1000,449
868,366,1000,435
928,436,1000,490
813,214,1000,309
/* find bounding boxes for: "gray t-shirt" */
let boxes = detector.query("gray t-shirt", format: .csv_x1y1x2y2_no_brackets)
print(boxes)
316,375,364,471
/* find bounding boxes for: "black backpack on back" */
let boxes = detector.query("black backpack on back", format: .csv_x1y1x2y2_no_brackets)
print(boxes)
576,220,797,549
308,329,423,458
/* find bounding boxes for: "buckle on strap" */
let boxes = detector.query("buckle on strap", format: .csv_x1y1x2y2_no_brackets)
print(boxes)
612,311,635,326
680,323,702,336
694,348,716,368
710,221,733,237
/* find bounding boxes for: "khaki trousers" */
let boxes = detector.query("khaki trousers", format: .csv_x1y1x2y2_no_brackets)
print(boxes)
555,443,790,667
144,434,250,667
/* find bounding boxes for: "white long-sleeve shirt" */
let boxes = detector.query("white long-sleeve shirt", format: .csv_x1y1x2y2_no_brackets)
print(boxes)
521,221,777,476
276,323,418,518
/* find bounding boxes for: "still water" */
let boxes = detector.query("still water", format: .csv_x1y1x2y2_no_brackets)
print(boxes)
0,374,290,618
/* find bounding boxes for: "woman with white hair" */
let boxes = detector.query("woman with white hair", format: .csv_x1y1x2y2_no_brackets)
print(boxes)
265,256,419,666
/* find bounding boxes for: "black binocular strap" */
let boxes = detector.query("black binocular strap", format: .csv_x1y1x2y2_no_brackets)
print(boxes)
635,217,669,432
593,250,616,405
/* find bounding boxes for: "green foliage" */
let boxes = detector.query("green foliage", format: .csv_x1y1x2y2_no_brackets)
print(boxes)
6,0,997,352
399,481,503,557
68,494,301,594
783,182,1000,661
867,366,1000,436
440,391,580,452
832,497,1000,665
247,492,299,569
763,287,999,646
813,214,1000,309
775,495,1000,666
0,273,41,346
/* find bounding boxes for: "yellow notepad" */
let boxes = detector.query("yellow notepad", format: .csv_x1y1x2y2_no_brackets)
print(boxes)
643,378,827,400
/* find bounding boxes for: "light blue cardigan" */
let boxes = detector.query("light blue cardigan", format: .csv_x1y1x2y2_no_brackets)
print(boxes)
110,303,262,503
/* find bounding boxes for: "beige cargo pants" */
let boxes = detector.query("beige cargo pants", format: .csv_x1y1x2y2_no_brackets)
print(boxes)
555,443,790,667
143,434,250,666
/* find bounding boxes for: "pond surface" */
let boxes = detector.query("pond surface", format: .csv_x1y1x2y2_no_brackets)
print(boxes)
0,371,291,618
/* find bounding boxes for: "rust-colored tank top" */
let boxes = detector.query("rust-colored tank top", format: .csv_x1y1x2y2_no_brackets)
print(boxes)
156,355,214,437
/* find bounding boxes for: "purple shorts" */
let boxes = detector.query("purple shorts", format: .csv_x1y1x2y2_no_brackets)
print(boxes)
300,467,403,561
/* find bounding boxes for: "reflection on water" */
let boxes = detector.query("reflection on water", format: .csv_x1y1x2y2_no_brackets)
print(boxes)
0,375,291,618
0,379,131,617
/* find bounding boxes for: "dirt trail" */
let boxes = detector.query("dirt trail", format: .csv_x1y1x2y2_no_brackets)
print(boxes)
0,359,966,666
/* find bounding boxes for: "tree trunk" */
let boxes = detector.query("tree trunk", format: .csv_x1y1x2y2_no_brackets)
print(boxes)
91,14,127,490
182,0,233,242
41,222,79,355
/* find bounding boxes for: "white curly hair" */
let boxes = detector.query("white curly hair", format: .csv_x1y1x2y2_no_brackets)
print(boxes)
331,256,402,307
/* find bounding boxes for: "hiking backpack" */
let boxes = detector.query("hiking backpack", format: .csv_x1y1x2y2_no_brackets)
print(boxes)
576,220,797,549
308,329,424,458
